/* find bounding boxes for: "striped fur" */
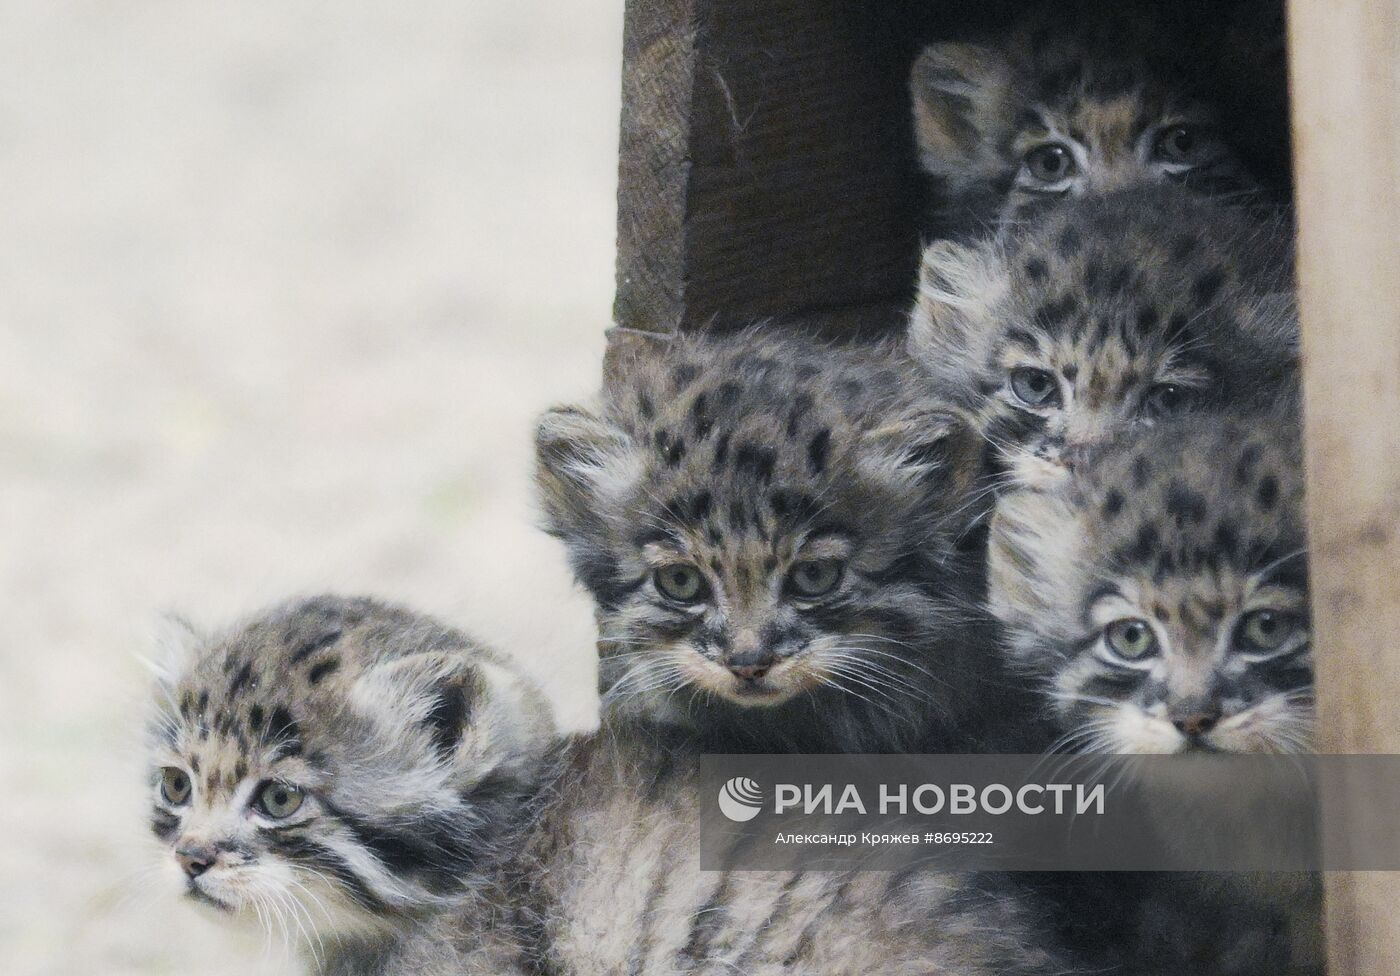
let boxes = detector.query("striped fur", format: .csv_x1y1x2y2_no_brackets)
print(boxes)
491,718,1063,976
146,599,1069,974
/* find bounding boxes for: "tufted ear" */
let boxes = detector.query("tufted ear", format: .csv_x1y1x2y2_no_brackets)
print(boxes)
987,488,1085,666
907,238,1008,387
140,612,204,687
909,42,1014,181
352,650,555,787
535,403,640,530
859,408,983,513
602,326,672,394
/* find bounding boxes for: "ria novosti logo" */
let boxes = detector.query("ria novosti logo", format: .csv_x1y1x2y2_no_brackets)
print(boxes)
717,777,764,822
717,775,1109,822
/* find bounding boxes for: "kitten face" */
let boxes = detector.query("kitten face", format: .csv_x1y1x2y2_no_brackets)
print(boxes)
148,717,356,925
910,5,1264,230
623,514,899,707
146,596,551,944
908,186,1297,491
989,414,1312,755
536,331,988,749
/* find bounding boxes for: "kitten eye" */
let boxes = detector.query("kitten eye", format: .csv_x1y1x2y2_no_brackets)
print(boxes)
1022,143,1077,185
787,559,844,598
1236,609,1300,652
1144,383,1195,417
1104,619,1159,660
1153,125,1203,165
1009,367,1061,408
255,782,305,819
160,767,192,805
653,564,708,604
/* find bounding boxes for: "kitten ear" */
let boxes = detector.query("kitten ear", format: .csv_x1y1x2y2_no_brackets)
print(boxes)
909,42,1014,179
535,403,643,602
859,407,982,505
602,326,672,393
907,238,1008,383
534,404,640,533
140,612,203,686
988,489,1085,660
353,650,555,784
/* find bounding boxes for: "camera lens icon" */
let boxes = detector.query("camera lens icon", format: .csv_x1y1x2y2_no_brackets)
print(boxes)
717,777,764,822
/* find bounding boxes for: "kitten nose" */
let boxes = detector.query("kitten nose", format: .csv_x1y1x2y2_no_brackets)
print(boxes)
176,844,218,879
726,651,775,681
1172,711,1220,737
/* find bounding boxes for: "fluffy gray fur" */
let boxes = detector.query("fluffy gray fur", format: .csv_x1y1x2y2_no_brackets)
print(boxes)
145,595,556,975
478,716,1065,976
147,599,1070,975
987,414,1323,975
534,327,1040,753
908,184,1298,493
910,0,1278,234
988,411,1312,755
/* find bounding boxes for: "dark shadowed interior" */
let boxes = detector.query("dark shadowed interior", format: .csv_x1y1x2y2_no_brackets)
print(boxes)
613,0,1290,339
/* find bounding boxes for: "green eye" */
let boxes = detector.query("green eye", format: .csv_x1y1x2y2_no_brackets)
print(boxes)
653,564,708,604
255,782,305,819
1023,143,1077,184
788,560,844,598
1153,125,1201,164
1010,367,1061,408
1237,609,1300,652
1105,619,1159,660
160,767,192,805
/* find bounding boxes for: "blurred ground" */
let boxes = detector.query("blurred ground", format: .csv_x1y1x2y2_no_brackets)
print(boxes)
0,2,621,972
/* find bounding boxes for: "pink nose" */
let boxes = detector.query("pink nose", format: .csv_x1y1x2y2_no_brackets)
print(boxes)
176,844,217,879
1173,712,1219,737
726,652,775,681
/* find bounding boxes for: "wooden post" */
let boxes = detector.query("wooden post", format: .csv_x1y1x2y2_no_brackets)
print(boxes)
1289,1,1400,972
613,0,934,338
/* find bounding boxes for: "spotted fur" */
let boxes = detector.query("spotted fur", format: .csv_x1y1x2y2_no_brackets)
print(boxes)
908,185,1297,492
910,1,1278,233
535,327,1035,753
989,410,1322,974
989,412,1312,755
145,595,556,974
333,716,1070,975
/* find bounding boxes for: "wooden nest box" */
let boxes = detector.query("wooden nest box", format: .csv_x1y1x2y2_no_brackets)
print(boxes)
611,0,1400,972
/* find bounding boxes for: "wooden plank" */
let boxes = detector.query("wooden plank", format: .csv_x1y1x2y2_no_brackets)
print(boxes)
613,0,927,337
614,0,699,335
1288,0,1400,973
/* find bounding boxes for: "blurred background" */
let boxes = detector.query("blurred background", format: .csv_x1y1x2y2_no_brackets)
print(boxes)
0,2,621,972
